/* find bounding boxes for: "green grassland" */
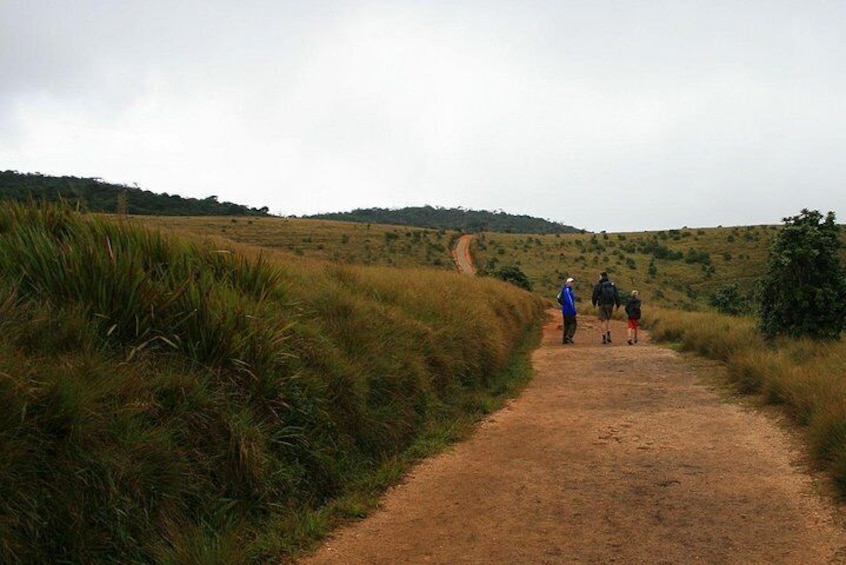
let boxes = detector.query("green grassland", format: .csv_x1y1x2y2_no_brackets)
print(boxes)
134,214,462,271
472,225,779,310
123,216,785,311
0,204,546,563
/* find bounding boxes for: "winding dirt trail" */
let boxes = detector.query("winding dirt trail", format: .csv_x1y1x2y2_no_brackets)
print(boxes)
452,234,476,275
300,312,846,564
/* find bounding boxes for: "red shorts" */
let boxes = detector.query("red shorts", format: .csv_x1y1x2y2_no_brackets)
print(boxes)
627,319,639,329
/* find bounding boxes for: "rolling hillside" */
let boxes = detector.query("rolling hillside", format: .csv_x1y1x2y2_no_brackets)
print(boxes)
135,215,783,311
0,202,547,563
470,226,780,311
132,214,462,271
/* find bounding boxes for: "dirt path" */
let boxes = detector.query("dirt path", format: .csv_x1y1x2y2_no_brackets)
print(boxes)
300,312,846,564
452,234,476,275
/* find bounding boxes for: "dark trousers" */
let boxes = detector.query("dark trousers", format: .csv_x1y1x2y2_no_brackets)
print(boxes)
563,314,577,342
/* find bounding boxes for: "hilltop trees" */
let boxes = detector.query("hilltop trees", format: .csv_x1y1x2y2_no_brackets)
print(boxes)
0,171,270,216
759,209,846,340
308,205,583,234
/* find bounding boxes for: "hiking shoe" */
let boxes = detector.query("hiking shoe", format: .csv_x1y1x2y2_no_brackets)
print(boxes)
602,335,607,344
606,334,612,343
627,339,633,345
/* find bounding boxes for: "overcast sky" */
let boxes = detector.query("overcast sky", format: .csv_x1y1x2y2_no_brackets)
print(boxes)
2,1,845,232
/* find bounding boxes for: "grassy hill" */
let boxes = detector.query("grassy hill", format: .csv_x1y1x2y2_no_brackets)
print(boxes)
131,215,783,311
471,225,781,311
5,170,794,310
0,203,547,563
133,214,462,271
135,213,846,315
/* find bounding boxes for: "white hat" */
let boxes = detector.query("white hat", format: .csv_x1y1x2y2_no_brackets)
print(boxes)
566,277,574,283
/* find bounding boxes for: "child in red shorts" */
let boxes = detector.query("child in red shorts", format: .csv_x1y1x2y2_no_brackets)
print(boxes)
625,290,642,345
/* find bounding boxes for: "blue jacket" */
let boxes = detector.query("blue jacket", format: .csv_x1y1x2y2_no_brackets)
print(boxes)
560,285,577,316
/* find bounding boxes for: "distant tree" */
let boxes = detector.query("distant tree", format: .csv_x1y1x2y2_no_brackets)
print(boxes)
759,209,846,339
494,265,532,291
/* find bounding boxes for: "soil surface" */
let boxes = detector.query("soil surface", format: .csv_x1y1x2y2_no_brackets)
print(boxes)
452,234,476,276
300,312,846,564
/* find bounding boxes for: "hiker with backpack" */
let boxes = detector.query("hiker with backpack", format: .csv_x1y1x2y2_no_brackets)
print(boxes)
625,290,642,345
591,271,620,344
558,277,577,344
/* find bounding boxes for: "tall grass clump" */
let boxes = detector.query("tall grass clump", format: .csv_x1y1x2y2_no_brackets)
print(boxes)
0,203,547,563
647,305,846,493
0,202,289,375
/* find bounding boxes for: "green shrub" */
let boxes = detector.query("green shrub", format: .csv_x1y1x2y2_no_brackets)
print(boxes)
493,264,533,291
759,209,846,340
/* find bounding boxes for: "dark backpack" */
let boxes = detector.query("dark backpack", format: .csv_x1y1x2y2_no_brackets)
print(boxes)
625,298,641,318
599,280,616,303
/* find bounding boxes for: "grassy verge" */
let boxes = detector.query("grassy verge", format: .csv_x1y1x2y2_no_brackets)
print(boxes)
282,321,541,560
0,203,547,563
645,306,846,493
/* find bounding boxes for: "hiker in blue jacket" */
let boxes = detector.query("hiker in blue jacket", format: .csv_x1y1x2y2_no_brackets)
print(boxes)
558,277,578,344
591,271,620,344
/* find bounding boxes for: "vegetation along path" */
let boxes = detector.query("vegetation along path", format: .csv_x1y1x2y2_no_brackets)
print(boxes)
301,313,846,564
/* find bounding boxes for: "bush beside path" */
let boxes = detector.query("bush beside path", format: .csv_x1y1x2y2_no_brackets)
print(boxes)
300,311,846,564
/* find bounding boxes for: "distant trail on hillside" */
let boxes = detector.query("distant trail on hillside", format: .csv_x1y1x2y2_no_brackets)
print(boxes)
452,234,476,275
